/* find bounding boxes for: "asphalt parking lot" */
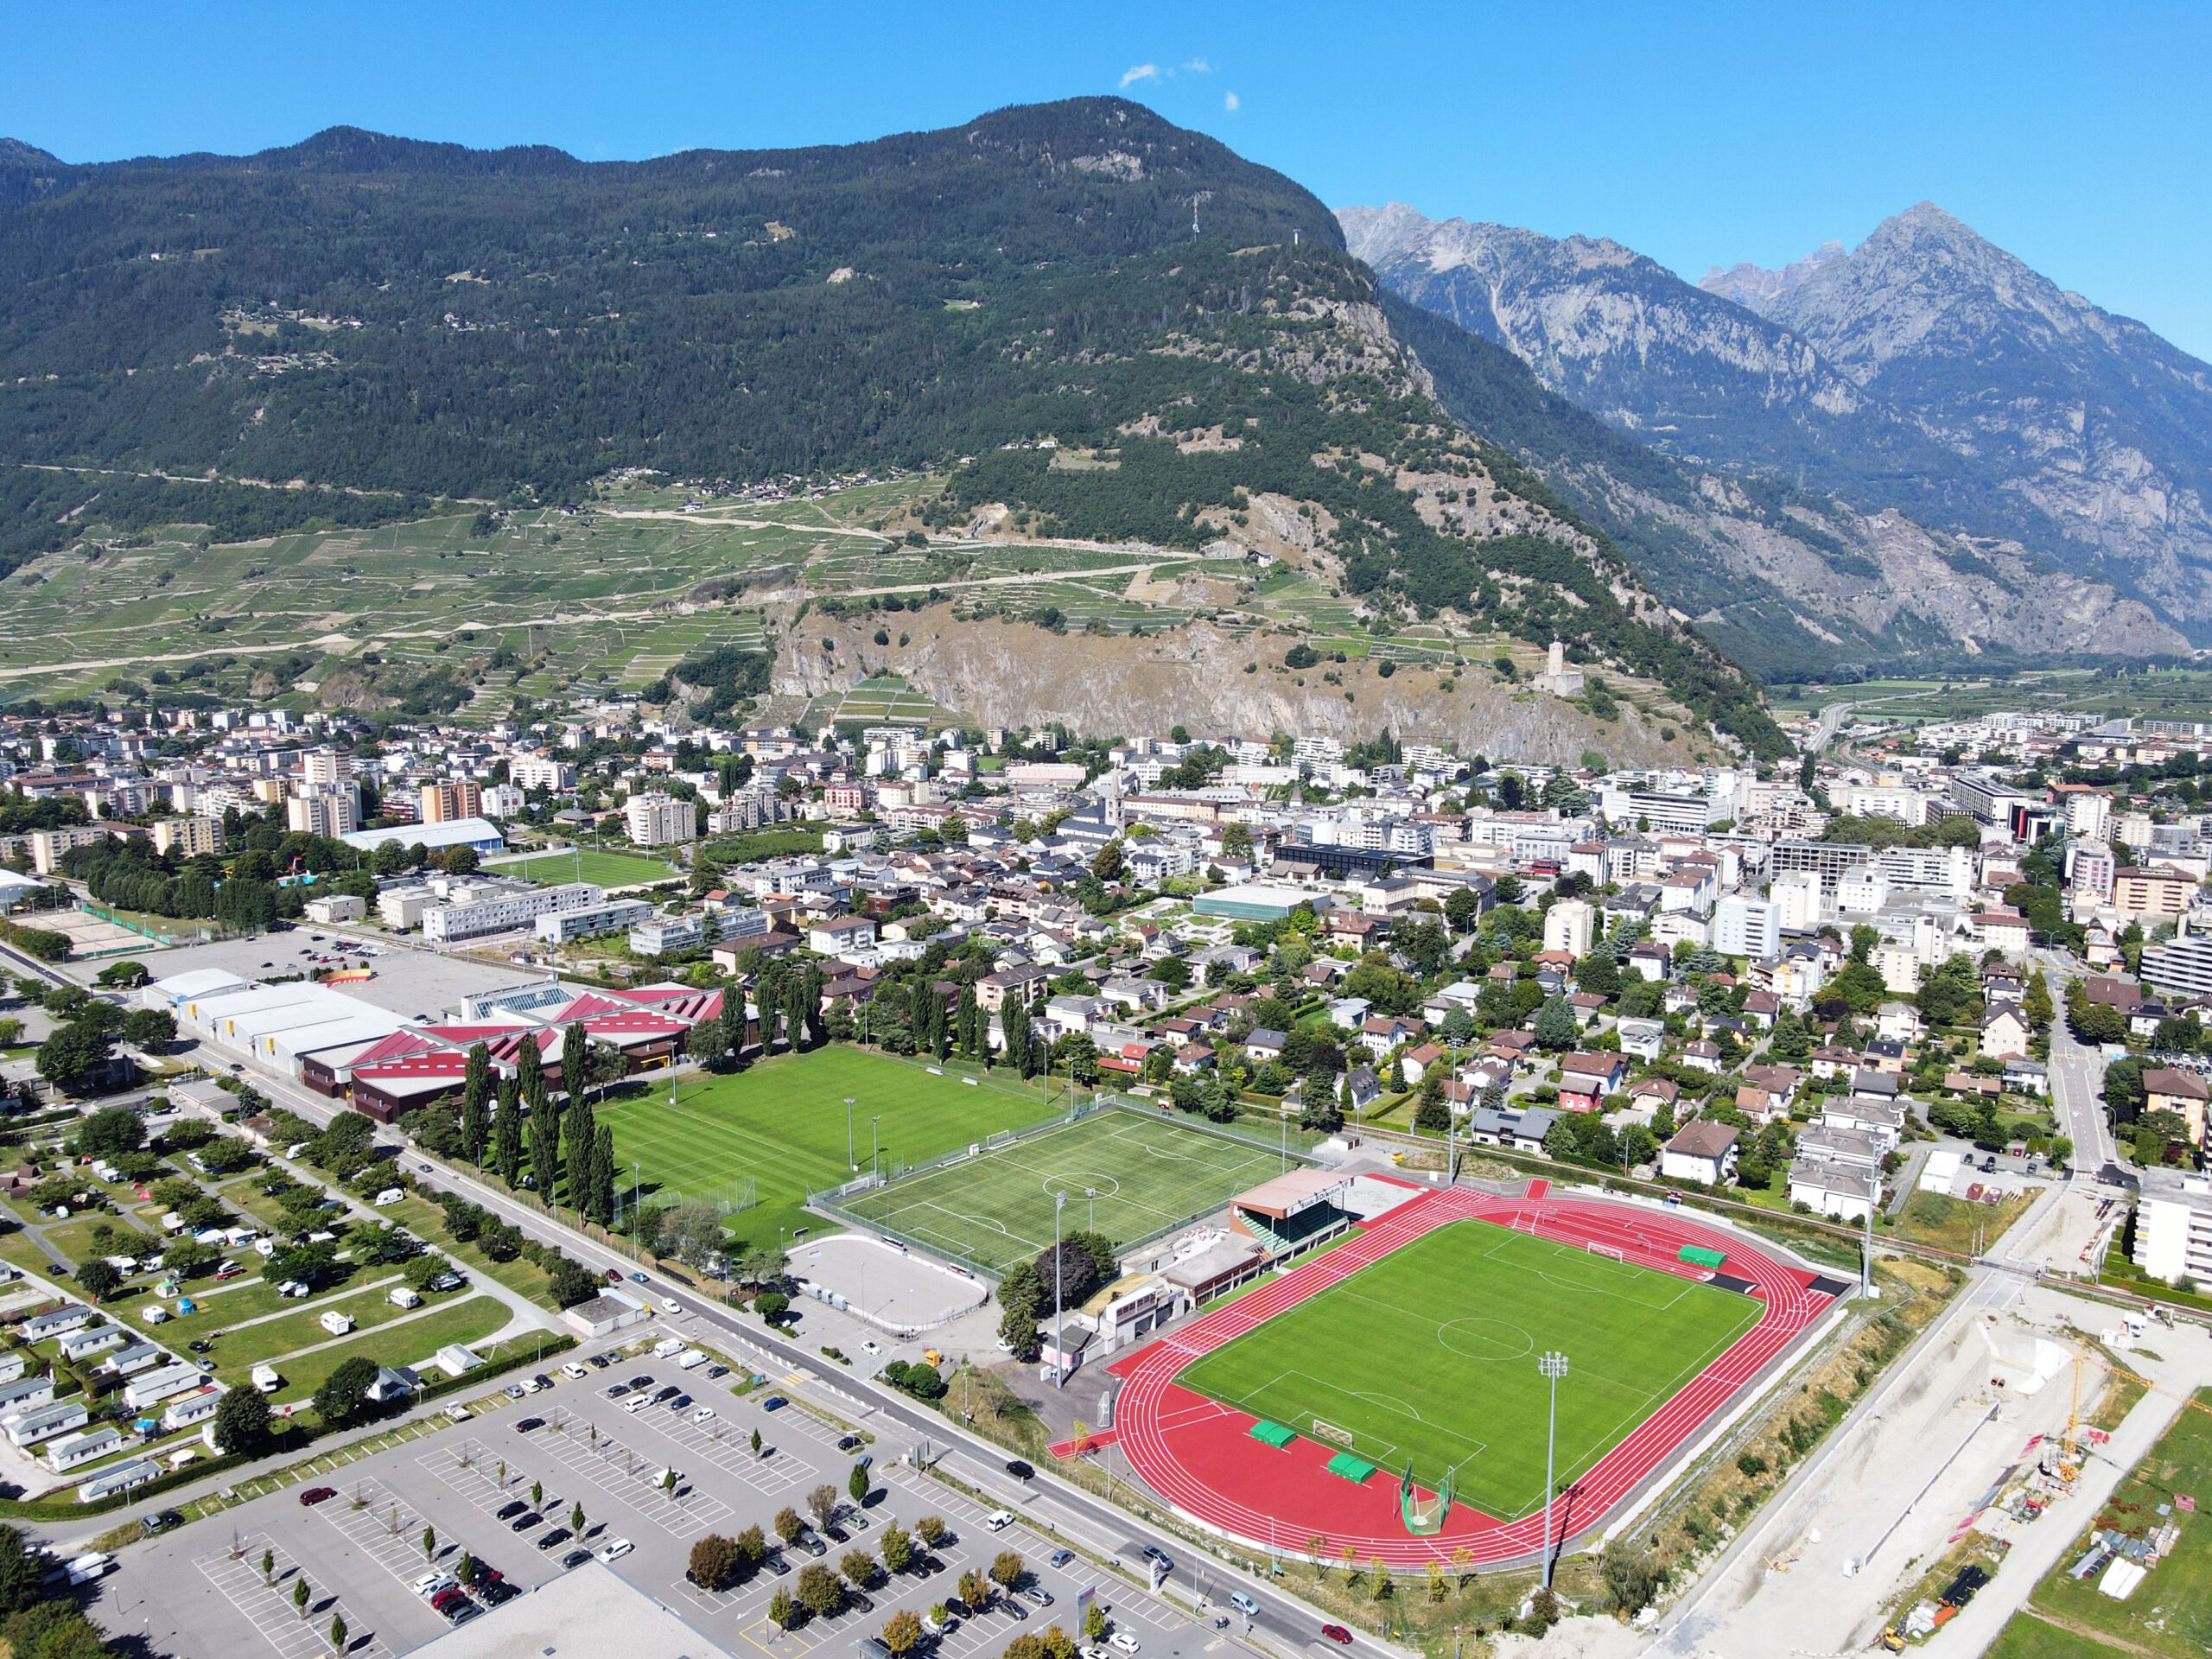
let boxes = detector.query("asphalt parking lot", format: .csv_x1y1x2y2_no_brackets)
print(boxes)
92,1339,1251,1659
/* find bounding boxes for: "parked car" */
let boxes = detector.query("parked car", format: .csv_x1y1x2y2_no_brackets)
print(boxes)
497,1501,529,1521
595,1538,634,1563
515,1416,545,1433
560,1549,593,1571
1109,1634,1141,1655
297,1487,336,1507
762,1394,787,1411
510,1511,543,1533
1319,1626,1353,1646
536,1528,572,1551
481,1580,520,1606
141,1510,185,1535
1048,1550,1075,1569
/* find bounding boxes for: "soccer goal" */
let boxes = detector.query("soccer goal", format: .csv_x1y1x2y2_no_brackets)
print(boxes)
1586,1242,1626,1263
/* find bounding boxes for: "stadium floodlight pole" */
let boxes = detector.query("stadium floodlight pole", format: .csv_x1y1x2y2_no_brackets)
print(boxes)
1086,1186,1096,1233
871,1116,881,1180
845,1097,856,1172
1539,1351,1568,1589
1052,1191,1068,1389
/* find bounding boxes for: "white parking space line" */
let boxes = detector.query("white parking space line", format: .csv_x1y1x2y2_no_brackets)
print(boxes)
197,1538,391,1659
532,1422,736,1537
315,1484,439,1586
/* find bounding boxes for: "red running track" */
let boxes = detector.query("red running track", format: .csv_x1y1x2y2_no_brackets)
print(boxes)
1101,1184,1835,1567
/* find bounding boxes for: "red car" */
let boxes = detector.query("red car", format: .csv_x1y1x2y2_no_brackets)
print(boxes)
605,1268,625,1284
297,1486,337,1507
1320,1627,1353,1647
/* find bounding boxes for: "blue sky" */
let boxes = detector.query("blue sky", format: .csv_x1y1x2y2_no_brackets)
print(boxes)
8,1,2209,357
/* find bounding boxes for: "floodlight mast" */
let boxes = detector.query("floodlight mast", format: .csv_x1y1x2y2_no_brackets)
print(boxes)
1539,1351,1569,1589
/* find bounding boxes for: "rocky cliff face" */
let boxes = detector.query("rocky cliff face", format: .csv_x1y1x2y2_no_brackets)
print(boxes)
772,610,1694,766
1714,203,2212,626
1345,208,2189,671
1344,200,2212,641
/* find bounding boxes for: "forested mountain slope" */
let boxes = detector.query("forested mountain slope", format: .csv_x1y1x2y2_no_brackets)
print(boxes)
0,99,1779,751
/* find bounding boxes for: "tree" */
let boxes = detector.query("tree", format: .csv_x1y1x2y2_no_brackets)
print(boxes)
35,1021,116,1096
458,1043,491,1163
1414,1071,1451,1134
294,1578,312,1622
841,1548,877,1588
915,1516,947,1548
990,1550,1025,1590
690,1534,746,1592
74,1259,119,1304
122,1007,176,1050
768,1588,796,1629
422,1525,437,1561
1599,1539,1664,1615
212,1385,273,1454
797,1562,845,1618
883,1609,924,1656
774,1507,805,1545
1532,996,1578,1052
263,1548,276,1585
328,1614,347,1654
808,1484,840,1531
2024,970,2055,1032
850,1462,872,1504
529,1089,559,1201
880,1522,913,1575
958,1567,992,1611
1091,841,1125,884
1032,1240,1100,1313
313,1357,380,1427
491,1074,524,1185
0,1526,51,1618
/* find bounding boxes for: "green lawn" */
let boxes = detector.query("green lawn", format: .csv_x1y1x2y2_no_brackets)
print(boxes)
270,1294,511,1408
598,1048,1060,1260
488,849,681,888
842,1106,1288,1275
383,1194,557,1306
1984,1613,2119,1659
192,1278,448,1382
2019,1389,2212,1656
1175,1220,1763,1520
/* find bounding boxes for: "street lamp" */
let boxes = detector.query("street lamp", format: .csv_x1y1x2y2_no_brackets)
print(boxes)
871,1116,881,1179
1085,1185,1096,1233
1052,1191,1068,1389
1539,1351,1568,1589
845,1096,856,1171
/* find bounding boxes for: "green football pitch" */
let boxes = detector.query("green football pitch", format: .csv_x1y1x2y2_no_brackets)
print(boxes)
488,849,681,888
840,1108,1291,1276
1175,1220,1762,1520
595,1049,1056,1254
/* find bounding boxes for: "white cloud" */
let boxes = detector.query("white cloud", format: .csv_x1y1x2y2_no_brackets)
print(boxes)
1223,91,1240,112
1120,63,1161,87
1183,57,1214,73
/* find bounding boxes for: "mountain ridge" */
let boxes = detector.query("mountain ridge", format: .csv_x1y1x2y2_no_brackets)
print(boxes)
1346,198,2212,640
0,99,1783,754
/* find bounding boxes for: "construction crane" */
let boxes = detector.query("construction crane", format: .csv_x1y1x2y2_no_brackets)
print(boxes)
2062,1336,2212,1452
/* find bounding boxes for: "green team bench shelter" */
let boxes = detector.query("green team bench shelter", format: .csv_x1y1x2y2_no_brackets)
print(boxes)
1249,1420,1297,1449
1678,1244,1728,1270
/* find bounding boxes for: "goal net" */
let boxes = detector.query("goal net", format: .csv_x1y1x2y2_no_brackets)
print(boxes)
1586,1242,1625,1263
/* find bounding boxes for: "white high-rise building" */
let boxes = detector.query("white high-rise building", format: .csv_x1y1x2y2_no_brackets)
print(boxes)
1711,894,1781,960
2066,791,2113,843
624,791,696,848
1542,898,1595,958
1773,868,1823,933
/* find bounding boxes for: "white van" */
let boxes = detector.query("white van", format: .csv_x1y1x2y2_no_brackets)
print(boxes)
318,1311,354,1336
982,1510,1014,1533
251,1364,281,1395
652,1337,686,1359
388,1287,422,1310
676,1348,709,1370
562,1361,588,1381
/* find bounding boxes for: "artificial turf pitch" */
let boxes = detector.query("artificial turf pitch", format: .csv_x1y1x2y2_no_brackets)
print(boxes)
595,1049,1055,1253
1173,1219,1762,1520
489,848,682,887
840,1108,1289,1276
